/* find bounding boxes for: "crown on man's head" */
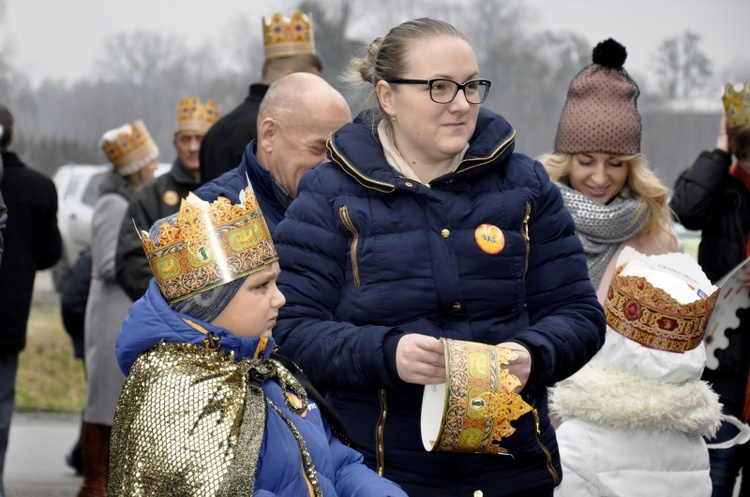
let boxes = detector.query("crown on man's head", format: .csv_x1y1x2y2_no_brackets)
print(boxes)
262,11,315,60
723,79,750,128
101,120,159,177
605,268,719,353
140,186,278,304
175,97,221,135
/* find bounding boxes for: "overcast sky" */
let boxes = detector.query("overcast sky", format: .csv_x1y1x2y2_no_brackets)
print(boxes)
3,0,748,91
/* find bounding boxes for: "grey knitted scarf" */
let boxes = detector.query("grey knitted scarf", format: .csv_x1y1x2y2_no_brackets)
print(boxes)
556,182,649,288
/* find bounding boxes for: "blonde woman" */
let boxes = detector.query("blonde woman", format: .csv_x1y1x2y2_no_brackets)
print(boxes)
538,39,680,303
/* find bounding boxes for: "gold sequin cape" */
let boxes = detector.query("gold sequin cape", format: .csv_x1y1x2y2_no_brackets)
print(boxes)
110,281,408,497
109,341,324,496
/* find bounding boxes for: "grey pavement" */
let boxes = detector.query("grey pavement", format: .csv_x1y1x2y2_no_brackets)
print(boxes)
5,271,82,496
5,410,82,497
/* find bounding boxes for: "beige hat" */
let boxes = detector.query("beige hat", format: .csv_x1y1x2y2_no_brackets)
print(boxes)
101,120,159,176
554,39,641,155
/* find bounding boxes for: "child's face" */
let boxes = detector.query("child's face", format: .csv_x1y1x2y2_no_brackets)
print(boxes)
210,262,285,338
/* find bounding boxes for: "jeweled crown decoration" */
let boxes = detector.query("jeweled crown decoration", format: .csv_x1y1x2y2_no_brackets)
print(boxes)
175,97,221,134
723,80,750,128
140,187,278,304
262,11,315,60
605,271,719,353
101,120,159,176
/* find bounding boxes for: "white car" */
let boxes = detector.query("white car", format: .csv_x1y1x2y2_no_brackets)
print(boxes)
51,163,170,290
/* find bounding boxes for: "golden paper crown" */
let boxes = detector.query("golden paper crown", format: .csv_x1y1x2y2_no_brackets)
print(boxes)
101,120,159,176
423,339,532,455
140,187,278,304
605,271,719,353
723,80,750,128
262,11,315,60
175,97,221,134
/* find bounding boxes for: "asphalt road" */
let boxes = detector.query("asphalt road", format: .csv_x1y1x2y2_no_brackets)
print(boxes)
5,410,82,497
4,270,81,496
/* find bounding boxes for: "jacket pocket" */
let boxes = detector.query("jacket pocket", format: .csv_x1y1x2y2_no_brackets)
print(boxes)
532,407,560,485
338,205,361,288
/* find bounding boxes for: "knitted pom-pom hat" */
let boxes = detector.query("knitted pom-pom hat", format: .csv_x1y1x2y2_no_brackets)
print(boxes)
554,38,641,155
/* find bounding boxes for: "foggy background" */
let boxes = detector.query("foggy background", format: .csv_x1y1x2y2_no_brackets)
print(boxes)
1,0,749,191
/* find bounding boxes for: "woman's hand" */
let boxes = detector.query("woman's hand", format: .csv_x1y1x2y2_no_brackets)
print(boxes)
395,334,446,385
717,114,729,153
498,342,532,393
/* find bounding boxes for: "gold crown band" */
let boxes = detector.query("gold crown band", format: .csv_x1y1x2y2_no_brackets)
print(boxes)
429,339,531,455
141,189,278,304
605,274,719,353
262,11,315,60
175,97,220,134
723,80,750,129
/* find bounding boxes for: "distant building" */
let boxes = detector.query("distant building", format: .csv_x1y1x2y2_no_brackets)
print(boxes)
641,96,722,191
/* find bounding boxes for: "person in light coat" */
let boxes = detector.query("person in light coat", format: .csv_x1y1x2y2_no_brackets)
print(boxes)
78,120,158,497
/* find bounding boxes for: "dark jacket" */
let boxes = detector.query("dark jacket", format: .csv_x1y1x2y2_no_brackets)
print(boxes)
272,109,606,496
199,83,269,185
0,153,6,266
0,190,6,266
670,149,750,414
60,247,91,359
194,140,289,233
115,159,200,301
114,279,408,497
0,151,62,353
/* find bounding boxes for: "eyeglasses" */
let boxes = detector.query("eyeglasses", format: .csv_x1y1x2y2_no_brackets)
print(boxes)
386,78,491,104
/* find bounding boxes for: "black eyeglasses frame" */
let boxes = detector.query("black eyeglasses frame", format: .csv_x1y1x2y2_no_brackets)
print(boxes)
385,78,492,104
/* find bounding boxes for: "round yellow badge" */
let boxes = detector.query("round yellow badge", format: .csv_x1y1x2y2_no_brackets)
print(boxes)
474,224,504,255
162,190,179,206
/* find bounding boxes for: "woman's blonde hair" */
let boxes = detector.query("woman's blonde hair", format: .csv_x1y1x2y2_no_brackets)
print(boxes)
538,152,675,240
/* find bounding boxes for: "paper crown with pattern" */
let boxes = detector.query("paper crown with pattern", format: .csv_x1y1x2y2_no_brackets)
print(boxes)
140,186,278,304
723,80,750,128
262,11,316,60
421,339,532,455
101,120,159,176
605,267,719,353
175,97,221,134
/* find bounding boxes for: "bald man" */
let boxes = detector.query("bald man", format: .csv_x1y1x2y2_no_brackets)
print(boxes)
194,73,352,232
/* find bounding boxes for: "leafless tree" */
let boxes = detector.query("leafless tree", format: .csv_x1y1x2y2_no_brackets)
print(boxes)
717,58,750,91
653,31,713,99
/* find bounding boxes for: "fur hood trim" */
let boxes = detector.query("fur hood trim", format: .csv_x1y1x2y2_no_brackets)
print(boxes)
550,364,722,438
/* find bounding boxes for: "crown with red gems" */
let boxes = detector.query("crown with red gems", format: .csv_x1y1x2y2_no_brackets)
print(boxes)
605,268,719,353
175,97,221,134
140,186,278,304
723,79,750,128
262,11,315,60
101,120,159,176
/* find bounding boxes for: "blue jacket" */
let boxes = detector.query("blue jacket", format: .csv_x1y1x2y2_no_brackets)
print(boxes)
194,140,289,233
115,279,407,496
272,109,606,496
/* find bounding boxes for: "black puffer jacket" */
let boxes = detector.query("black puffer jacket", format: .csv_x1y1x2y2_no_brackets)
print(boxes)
670,148,750,414
671,149,750,282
